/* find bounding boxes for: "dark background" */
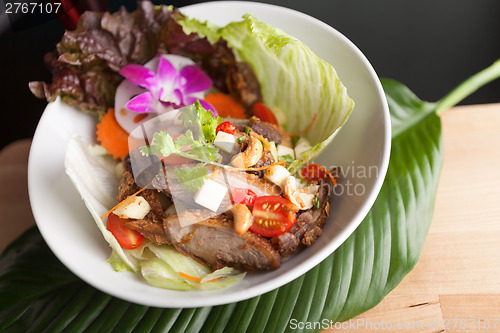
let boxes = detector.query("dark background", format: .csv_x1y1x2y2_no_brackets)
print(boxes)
1,0,499,150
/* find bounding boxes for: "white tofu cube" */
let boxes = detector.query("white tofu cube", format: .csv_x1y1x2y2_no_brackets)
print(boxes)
113,195,151,220
294,137,312,159
277,144,295,159
214,131,238,154
194,179,228,212
264,164,291,188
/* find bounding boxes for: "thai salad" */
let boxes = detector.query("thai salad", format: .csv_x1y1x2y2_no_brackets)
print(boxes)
30,2,354,291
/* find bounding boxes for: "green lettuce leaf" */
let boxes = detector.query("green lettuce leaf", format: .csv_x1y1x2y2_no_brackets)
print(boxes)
180,14,355,173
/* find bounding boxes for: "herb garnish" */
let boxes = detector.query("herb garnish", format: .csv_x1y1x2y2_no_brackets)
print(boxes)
313,195,320,209
140,102,222,163
237,136,246,144
178,101,222,142
140,129,221,163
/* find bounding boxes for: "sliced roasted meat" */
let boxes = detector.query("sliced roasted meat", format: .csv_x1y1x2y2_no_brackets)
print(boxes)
163,210,281,270
271,178,333,260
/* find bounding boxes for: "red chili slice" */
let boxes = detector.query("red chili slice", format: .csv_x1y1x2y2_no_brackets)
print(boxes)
231,188,257,206
216,121,236,134
301,164,327,181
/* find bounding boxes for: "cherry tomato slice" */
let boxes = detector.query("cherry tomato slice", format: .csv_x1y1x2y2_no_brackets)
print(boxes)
250,196,297,237
106,213,144,250
231,188,257,206
252,102,278,125
301,164,327,181
216,121,236,134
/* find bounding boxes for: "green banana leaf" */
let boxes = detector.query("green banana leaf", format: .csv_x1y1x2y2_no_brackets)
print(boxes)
1,60,499,332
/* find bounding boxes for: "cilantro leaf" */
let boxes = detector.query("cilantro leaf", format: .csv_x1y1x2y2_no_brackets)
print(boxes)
174,164,208,192
140,102,222,169
174,130,197,147
141,129,221,163
174,130,221,162
189,145,220,162
178,104,198,127
178,101,222,142
195,101,222,142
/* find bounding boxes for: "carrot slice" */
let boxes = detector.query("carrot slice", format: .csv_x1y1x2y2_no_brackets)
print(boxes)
96,109,130,159
205,93,246,118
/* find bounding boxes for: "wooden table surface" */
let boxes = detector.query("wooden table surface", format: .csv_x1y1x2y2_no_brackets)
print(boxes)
1,104,499,332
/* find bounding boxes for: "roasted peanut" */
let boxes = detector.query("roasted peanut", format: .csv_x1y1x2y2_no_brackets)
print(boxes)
231,203,253,235
231,132,264,168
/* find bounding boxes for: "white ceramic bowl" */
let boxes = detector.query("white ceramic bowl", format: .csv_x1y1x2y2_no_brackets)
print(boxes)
28,1,390,307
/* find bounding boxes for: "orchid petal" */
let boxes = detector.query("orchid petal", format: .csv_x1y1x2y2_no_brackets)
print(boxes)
119,65,158,90
125,92,155,113
157,56,178,85
178,65,212,95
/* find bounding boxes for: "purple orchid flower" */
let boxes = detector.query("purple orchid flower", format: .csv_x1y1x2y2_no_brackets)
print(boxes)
118,55,216,115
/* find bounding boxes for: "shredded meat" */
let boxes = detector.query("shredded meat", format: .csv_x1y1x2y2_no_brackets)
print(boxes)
226,62,263,109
